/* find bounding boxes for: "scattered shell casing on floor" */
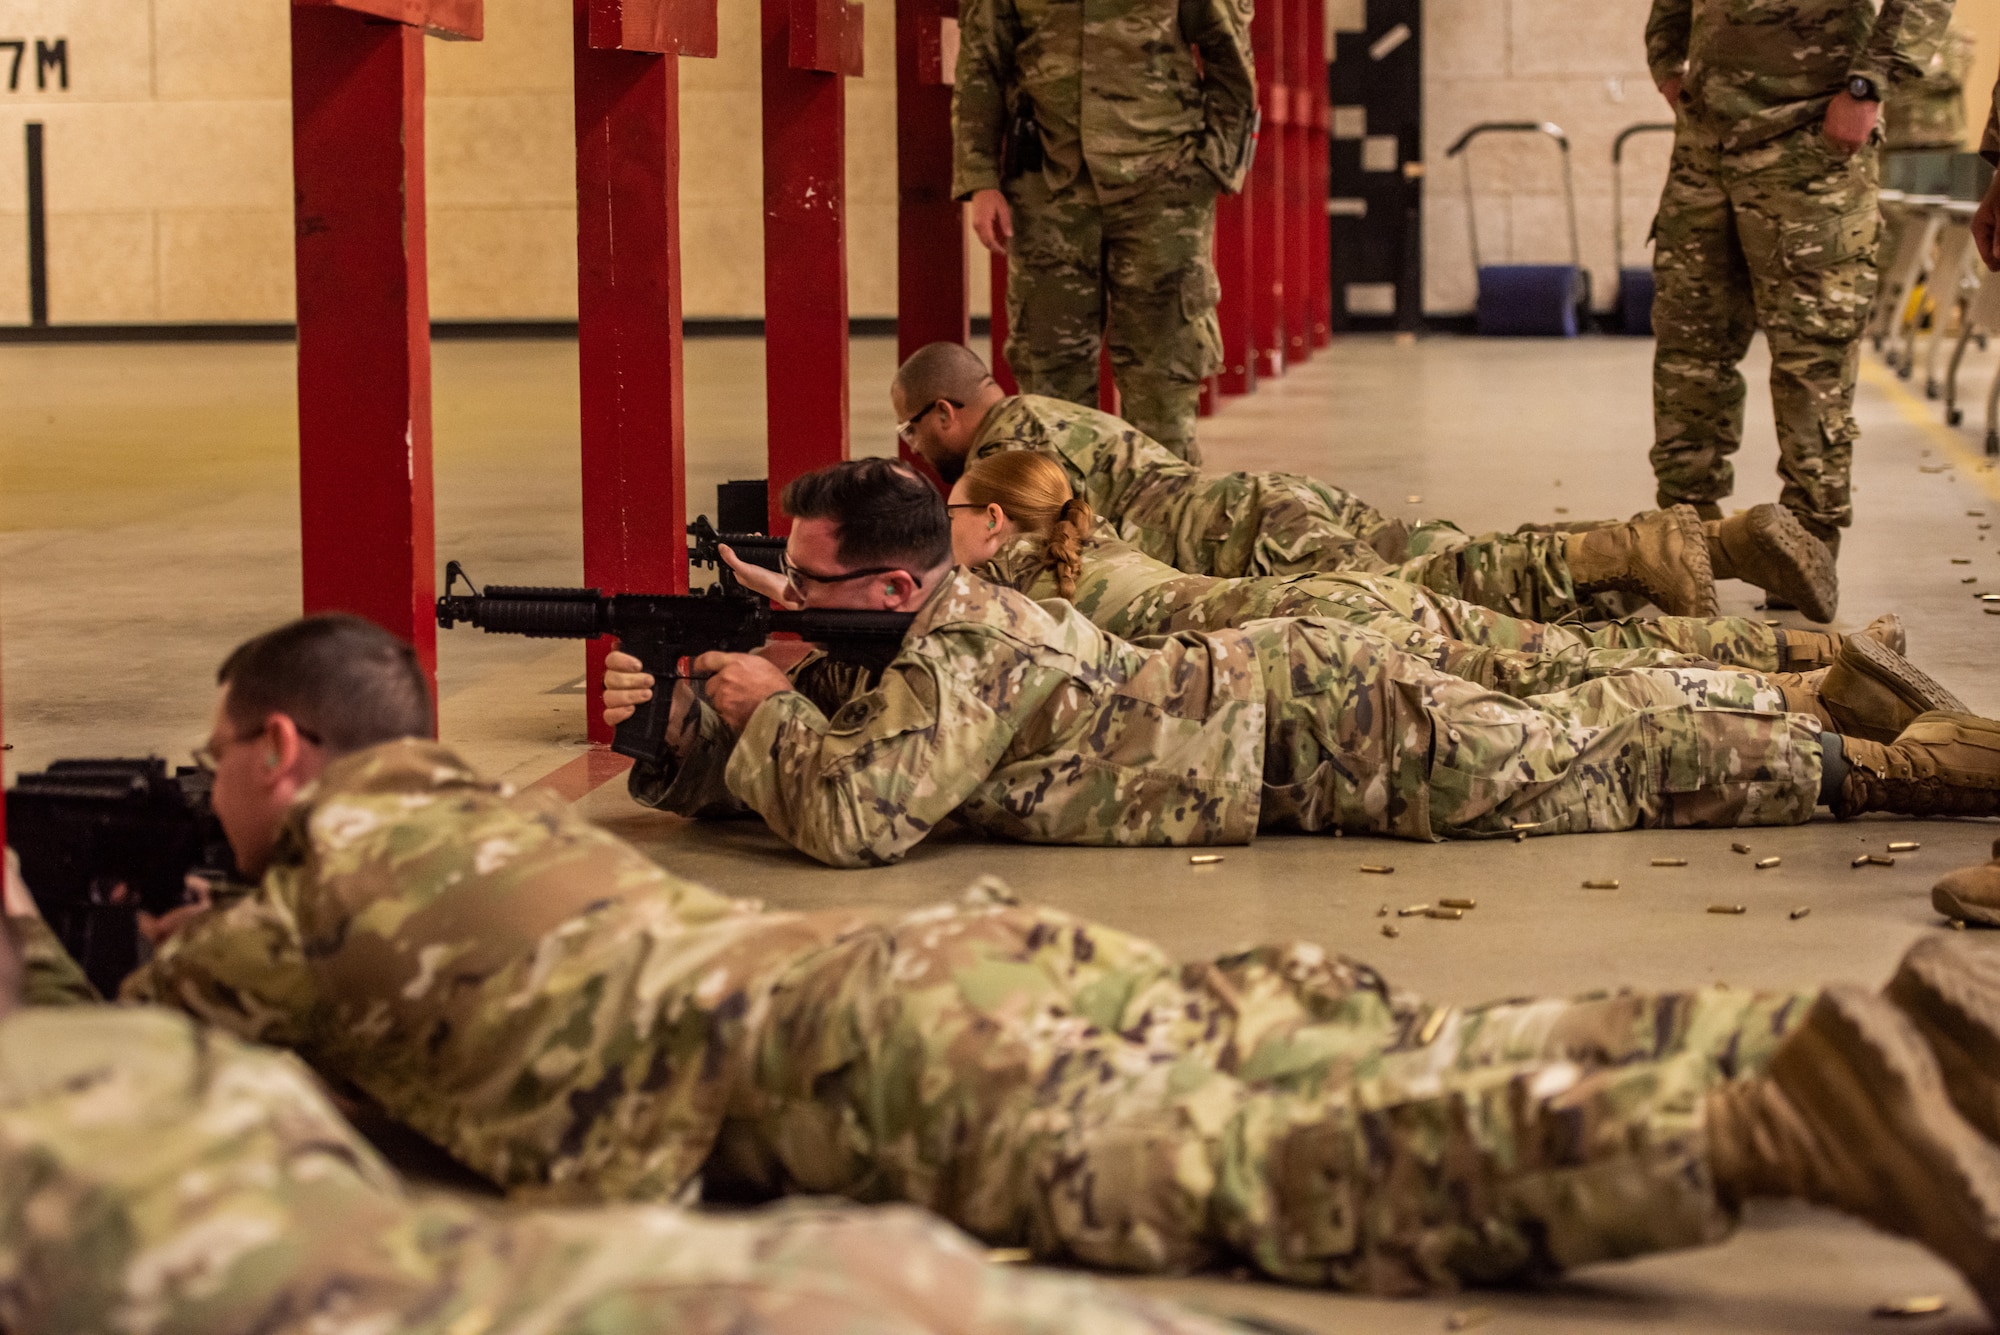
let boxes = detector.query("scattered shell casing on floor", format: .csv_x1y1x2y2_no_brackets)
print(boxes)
1952,558,1973,564
1381,923,1400,938
1445,1306,1493,1330
1869,855,1897,867
1360,864,1395,874
1651,858,1688,867
1439,897,1476,909
1731,842,1752,854
1376,903,1389,917
1888,841,1921,852
1951,919,1969,931
1582,878,1620,890
1397,903,1431,916
1187,854,1225,865
1514,830,1528,842
1708,904,1747,915
1852,854,1872,867
1425,907,1464,920
1418,1008,1451,1045
1873,1295,1948,1317
984,1248,1034,1265
1790,906,1811,919
1755,856,1781,869
1510,821,1539,832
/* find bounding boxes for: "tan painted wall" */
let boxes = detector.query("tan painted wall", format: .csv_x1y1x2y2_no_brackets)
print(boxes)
1421,0,2000,316
0,0,924,324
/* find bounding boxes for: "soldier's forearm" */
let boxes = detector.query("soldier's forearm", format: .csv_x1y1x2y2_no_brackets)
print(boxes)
626,702,750,819
1643,0,1692,86
1851,0,1952,87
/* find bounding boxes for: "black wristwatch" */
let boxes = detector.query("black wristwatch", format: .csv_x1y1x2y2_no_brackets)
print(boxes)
1846,75,1880,102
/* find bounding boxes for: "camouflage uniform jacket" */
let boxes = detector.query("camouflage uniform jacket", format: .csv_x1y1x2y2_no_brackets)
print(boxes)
118,739,880,1204
635,568,1270,868
0,1004,1237,1335
968,393,1364,578
953,0,1257,202
1646,0,1955,150
1885,22,1974,149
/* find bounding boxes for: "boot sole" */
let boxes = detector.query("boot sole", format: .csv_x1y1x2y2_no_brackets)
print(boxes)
1863,613,1907,657
1665,505,1721,618
1829,635,1969,744
1742,505,1839,624
1773,987,2000,1316
1887,938,2000,1142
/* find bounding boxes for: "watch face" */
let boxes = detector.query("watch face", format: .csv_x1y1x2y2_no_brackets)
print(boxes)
1849,76,1878,100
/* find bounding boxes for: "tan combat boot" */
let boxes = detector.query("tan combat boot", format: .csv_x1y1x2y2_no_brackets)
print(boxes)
1705,986,2000,1317
1705,504,1840,624
1563,506,1718,617
1831,712,2000,819
1786,635,1967,744
1772,614,1904,670
1928,839,2000,927
1885,935,2000,1142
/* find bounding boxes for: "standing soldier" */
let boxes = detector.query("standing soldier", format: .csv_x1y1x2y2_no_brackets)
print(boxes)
1645,0,1954,582
1884,21,1975,154
954,0,1257,465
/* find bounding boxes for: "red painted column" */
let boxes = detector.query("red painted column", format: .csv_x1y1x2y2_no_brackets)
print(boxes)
1248,0,1286,379
1215,187,1257,396
896,0,968,364
1306,0,1331,349
291,3,461,693
1282,0,1312,365
763,0,861,530
573,0,714,743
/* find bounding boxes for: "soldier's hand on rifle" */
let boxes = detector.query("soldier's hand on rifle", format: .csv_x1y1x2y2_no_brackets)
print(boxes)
1976,173,2000,272
691,652,794,733
602,649,702,750
971,189,1014,255
719,543,801,607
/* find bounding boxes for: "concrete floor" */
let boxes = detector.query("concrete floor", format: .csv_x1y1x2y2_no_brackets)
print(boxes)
4,331,2000,1333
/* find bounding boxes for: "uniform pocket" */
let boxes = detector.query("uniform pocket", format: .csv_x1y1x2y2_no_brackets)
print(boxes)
1778,204,1878,275
1179,262,1222,321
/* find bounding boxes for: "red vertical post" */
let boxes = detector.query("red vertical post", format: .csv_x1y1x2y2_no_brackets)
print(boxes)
989,251,1018,392
292,3,463,696
762,0,861,531
1215,186,1257,396
1248,0,1286,379
896,0,969,363
1282,0,1312,365
1306,0,1331,348
574,0,714,743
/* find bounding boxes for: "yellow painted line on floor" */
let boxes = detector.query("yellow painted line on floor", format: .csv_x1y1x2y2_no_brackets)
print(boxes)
1859,358,2000,506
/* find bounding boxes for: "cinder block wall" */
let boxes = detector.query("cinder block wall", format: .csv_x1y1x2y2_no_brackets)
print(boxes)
1422,0,2000,317
0,0,919,324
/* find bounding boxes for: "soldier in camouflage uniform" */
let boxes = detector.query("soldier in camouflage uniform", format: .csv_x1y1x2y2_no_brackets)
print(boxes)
954,0,1256,462
894,342,1842,621
938,451,1935,731
1884,21,1974,151
0,941,1235,1334
617,460,1998,868
1646,0,1955,555
48,618,2000,1312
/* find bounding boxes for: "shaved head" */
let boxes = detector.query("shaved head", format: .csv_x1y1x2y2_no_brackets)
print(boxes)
894,342,994,411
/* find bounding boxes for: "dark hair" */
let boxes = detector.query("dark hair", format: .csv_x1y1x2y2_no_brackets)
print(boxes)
893,342,995,410
217,614,433,756
780,458,952,572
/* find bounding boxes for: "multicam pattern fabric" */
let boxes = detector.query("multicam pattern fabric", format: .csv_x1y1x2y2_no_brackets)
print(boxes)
120,740,881,1204
715,885,1819,1286
1885,23,1974,150
968,394,1601,619
1650,121,1881,534
639,569,1824,865
1000,154,1222,460
0,1004,1242,1334
1646,0,1954,152
978,529,1787,698
952,0,1257,203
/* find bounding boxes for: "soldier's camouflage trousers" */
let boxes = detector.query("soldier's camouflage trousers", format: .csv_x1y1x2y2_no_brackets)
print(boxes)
720,889,1814,1289
1117,568,1781,700
1254,625,1823,838
1004,162,1222,464
1124,468,1625,621
1651,121,1881,537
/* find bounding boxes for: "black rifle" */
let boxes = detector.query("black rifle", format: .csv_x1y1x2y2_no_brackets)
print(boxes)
436,561,915,768
687,514,785,595
5,758,236,996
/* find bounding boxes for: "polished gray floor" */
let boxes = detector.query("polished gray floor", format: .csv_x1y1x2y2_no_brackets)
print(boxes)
3,331,1998,1333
